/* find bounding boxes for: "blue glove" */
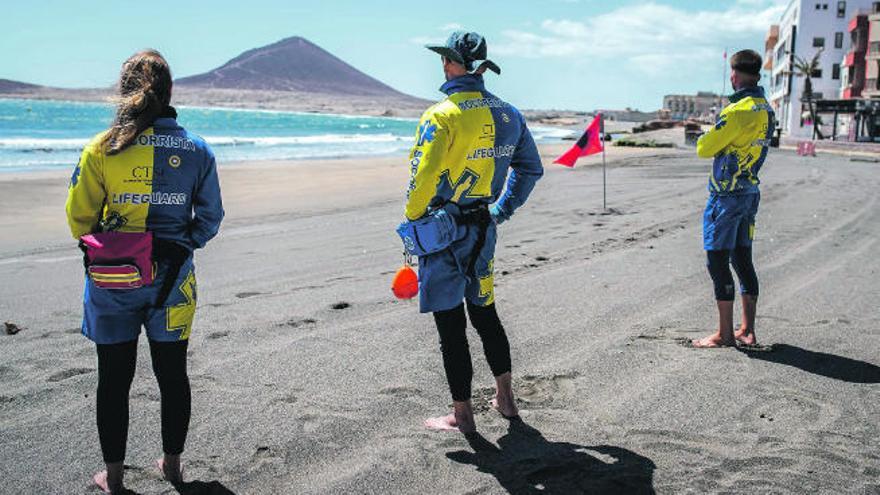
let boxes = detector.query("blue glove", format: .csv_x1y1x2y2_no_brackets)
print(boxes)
489,204,507,225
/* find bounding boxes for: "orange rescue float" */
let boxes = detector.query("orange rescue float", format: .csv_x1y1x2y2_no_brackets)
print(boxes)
391,265,419,299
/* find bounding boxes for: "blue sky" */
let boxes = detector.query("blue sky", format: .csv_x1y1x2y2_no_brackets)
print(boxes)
0,0,787,111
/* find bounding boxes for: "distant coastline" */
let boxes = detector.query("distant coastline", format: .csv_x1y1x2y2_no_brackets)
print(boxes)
0,87,431,118
0,93,593,130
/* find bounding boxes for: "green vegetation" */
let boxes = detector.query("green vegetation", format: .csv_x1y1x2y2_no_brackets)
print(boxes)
613,138,675,148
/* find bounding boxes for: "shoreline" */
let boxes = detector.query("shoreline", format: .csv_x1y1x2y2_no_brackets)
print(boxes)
0,143,685,183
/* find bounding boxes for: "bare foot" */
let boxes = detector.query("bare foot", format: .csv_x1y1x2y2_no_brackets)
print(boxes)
156,457,184,484
424,412,476,433
734,327,757,346
491,397,519,419
424,413,459,431
93,462,124,494
93,471,110,494
691,332,735,348
93,470,123,494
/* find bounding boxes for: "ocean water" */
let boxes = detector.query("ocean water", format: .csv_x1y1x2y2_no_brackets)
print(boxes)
0,98,571,172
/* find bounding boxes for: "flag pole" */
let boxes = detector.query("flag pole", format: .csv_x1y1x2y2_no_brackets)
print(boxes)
601,113,607,211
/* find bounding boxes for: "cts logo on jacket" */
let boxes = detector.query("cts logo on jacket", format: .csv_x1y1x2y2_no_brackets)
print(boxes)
65,117,224,250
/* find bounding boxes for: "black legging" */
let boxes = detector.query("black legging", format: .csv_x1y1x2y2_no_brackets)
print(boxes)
96,339,191,463
433,302,512,402
706,246,759,301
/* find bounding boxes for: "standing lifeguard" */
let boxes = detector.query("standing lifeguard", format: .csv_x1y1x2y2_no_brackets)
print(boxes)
692,49,774,348
399,31,543,433
66,50,224,493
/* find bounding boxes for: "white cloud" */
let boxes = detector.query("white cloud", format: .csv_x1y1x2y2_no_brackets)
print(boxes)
409,23,466,46
410,35,446,45
440,23,463,31
492,1,787,74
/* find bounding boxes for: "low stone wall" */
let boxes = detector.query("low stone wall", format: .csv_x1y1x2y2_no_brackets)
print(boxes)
780,138,880,157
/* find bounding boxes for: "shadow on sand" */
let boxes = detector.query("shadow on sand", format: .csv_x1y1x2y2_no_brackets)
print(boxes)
740,343,880,384
446,419,656,494
172,480,237,495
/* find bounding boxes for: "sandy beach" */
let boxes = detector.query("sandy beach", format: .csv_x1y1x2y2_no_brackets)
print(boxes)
1,143,878,494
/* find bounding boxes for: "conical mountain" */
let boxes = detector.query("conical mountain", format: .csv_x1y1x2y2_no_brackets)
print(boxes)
176,36,407,97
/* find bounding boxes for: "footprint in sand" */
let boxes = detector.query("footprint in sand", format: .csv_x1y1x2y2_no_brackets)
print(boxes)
330,302,351,310
235,291,264,299
271,394,298,405
280,318,317,329
471,372,579,412
47,368,94,382
207,331,230,340
378,385,426,399
0,365,15,381
757,315,793,324
250,445,285,471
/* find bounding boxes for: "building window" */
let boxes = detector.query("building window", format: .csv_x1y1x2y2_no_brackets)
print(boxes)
835,32,844,49
824,3,829,9
816,3,821,8
832,64,841,80
811,68,823,78
813,37,825,48
837,1,846,17
874,1,880,13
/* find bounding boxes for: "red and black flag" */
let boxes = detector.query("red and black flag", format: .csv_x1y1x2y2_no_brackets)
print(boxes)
554,113,604,167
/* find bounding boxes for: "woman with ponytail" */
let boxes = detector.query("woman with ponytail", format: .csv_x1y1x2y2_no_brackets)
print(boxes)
65,50,224,493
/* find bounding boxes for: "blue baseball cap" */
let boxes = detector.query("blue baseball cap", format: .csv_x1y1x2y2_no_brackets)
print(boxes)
426,31,501,75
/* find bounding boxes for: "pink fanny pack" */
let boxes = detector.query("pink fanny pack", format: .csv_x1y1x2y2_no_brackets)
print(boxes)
80,232,154,289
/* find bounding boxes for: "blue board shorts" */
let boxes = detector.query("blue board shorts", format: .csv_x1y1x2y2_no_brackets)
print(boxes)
703,191,760,251
82,257,197,344
418,222,497,313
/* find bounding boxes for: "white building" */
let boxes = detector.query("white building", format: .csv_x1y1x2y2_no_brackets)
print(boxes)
768,0,875,138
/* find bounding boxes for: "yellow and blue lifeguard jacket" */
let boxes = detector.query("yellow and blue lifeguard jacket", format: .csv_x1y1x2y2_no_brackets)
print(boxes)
66,109,224,249
404,74,543,222
697,86,775,195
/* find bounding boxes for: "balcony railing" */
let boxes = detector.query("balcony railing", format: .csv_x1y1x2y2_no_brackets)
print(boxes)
867,78,879,91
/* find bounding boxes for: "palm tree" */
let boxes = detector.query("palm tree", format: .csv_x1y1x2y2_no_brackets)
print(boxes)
792,49,824,140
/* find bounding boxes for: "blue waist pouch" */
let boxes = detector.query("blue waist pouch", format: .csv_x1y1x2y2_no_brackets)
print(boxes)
397,207,461,257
